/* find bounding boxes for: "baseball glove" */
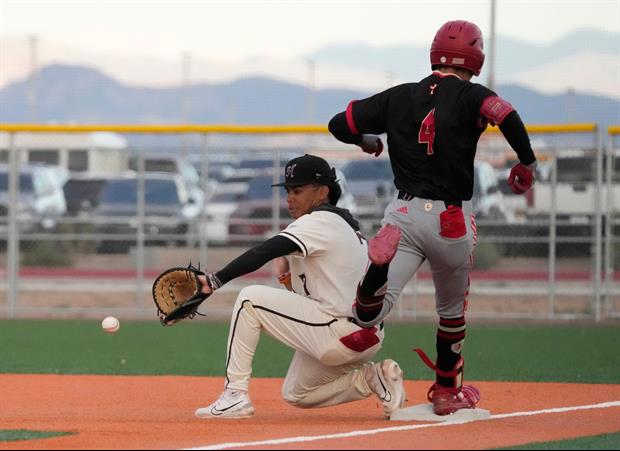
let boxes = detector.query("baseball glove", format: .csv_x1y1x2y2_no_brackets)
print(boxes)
152,263,211,326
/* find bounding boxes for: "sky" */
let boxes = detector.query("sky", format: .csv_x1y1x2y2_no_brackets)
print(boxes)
1,0,619,62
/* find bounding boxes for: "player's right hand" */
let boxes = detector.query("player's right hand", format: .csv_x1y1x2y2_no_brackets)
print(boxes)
508,162,535,194
359,134,384,157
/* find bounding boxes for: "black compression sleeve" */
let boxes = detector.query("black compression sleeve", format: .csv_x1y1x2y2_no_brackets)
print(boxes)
214,235,301,286
499,111,537,166
328,112,363,145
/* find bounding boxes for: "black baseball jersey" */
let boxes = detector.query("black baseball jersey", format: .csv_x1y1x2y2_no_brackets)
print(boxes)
333,72,533,201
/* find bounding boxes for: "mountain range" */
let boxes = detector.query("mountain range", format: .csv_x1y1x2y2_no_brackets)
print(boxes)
1,28,618,99
0,63,618,128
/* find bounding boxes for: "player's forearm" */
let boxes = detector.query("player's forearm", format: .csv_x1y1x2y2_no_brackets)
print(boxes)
328,112,363,145
215,236,300,286
499,111,537,166
353,296,393,328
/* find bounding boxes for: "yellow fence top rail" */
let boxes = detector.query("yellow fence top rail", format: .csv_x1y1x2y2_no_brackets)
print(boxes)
0,124,327,134
485,123,597,134
0,122,598,134
608,125,620,136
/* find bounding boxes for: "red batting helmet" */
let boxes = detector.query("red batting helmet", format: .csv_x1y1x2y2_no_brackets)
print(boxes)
430,20,485,76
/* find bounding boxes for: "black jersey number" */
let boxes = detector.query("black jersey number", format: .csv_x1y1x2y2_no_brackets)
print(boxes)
418,109,436,155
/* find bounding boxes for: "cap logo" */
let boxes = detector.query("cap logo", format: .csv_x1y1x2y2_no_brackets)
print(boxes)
452,57,465,64
440,56,447,63
285,164,297,179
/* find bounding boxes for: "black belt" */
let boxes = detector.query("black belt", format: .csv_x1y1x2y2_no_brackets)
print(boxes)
348,317,384,330
397,190,462,209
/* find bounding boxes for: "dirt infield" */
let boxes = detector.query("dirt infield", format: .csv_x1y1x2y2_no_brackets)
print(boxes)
0,375,618,450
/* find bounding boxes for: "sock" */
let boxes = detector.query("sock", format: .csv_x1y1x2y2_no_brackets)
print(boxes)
436,316,466,388
355,263,390,322
359,263,389,297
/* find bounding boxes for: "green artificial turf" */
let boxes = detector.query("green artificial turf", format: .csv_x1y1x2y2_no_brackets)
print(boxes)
0,430,73,442
0,320,618,383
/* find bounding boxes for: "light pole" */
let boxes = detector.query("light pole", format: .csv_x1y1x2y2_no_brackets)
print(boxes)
306,59,316,124
28,35,38,123
181,51,191,124
487,0,497,91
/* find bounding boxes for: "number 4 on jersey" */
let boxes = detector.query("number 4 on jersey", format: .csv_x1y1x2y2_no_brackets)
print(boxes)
418,109,436,155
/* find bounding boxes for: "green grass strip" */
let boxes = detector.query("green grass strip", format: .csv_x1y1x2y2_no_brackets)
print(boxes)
494,431,620,450
0,429,73,442
0,320,618,383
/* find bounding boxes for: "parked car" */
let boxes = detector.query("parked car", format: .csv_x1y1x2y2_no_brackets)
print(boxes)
228,169,357,244
129,154,207,206
93,173,201,253
472,160,514,222
528,148,620,221
202,182,249,245
0,163,67,230
63,175,108,217
341,158,395,219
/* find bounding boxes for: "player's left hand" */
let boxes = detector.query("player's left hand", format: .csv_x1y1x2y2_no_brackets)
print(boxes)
359,134,384,157
508,162,535,194
197,274,214,296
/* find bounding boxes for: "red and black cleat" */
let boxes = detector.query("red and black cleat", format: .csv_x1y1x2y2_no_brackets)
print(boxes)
414,348,481,416
427,383,481,416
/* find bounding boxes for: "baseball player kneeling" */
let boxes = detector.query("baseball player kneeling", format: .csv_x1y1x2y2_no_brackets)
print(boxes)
194,154,406,419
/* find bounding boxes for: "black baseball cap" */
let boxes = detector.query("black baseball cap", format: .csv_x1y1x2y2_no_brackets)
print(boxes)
272,154,337,188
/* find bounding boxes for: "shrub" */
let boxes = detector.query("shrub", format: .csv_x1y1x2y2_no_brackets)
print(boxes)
21,240,74,267
473,242,501,270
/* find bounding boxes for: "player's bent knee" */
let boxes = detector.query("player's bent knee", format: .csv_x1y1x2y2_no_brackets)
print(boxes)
319,349,351,366
281,387,311,408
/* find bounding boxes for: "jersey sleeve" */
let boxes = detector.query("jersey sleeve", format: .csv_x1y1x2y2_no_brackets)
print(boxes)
348,87,395,135
462,83,497,115
278,213,329,258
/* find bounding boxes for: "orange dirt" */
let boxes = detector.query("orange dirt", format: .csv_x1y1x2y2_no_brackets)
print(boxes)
0,375,618,450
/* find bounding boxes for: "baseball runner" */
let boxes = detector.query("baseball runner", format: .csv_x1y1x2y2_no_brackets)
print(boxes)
328,20,537,415
194,154,406,419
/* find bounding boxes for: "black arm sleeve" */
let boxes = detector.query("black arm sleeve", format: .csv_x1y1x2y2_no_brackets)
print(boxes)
328,112,363,145
214,235,301,286
499,111,537,166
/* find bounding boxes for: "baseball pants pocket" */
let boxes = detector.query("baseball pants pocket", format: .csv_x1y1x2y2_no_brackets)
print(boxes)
439,206,467,239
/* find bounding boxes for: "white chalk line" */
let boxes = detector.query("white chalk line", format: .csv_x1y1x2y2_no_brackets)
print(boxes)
185,400,620,450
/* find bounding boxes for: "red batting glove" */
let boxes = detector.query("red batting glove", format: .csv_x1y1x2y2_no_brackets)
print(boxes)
508,163,536,194
359,134,384,157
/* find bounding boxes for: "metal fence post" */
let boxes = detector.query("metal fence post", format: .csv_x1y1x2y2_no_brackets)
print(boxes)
594,128,604,321
548,147,558,318
604,132,614,318
136,150,146,315
7,132,18,318
272,148,281,238
199,133,209,268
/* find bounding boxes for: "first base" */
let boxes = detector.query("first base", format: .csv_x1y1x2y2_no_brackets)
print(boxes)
390,403,491,422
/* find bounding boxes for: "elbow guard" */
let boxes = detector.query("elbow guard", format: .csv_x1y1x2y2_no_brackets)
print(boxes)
480,95,514,126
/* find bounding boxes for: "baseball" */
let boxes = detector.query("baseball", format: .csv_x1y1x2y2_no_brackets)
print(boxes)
102,316,120,333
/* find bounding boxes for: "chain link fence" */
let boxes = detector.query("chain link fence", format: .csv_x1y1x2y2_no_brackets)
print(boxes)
0,124,617,322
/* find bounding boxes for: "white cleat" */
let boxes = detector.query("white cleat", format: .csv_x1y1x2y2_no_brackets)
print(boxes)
366,359,407,419
195,388,255,419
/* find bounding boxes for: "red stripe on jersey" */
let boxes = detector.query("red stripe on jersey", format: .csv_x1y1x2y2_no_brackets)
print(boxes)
345,100,360,135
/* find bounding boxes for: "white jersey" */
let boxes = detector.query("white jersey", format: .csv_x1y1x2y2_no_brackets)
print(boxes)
279,210,368,318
